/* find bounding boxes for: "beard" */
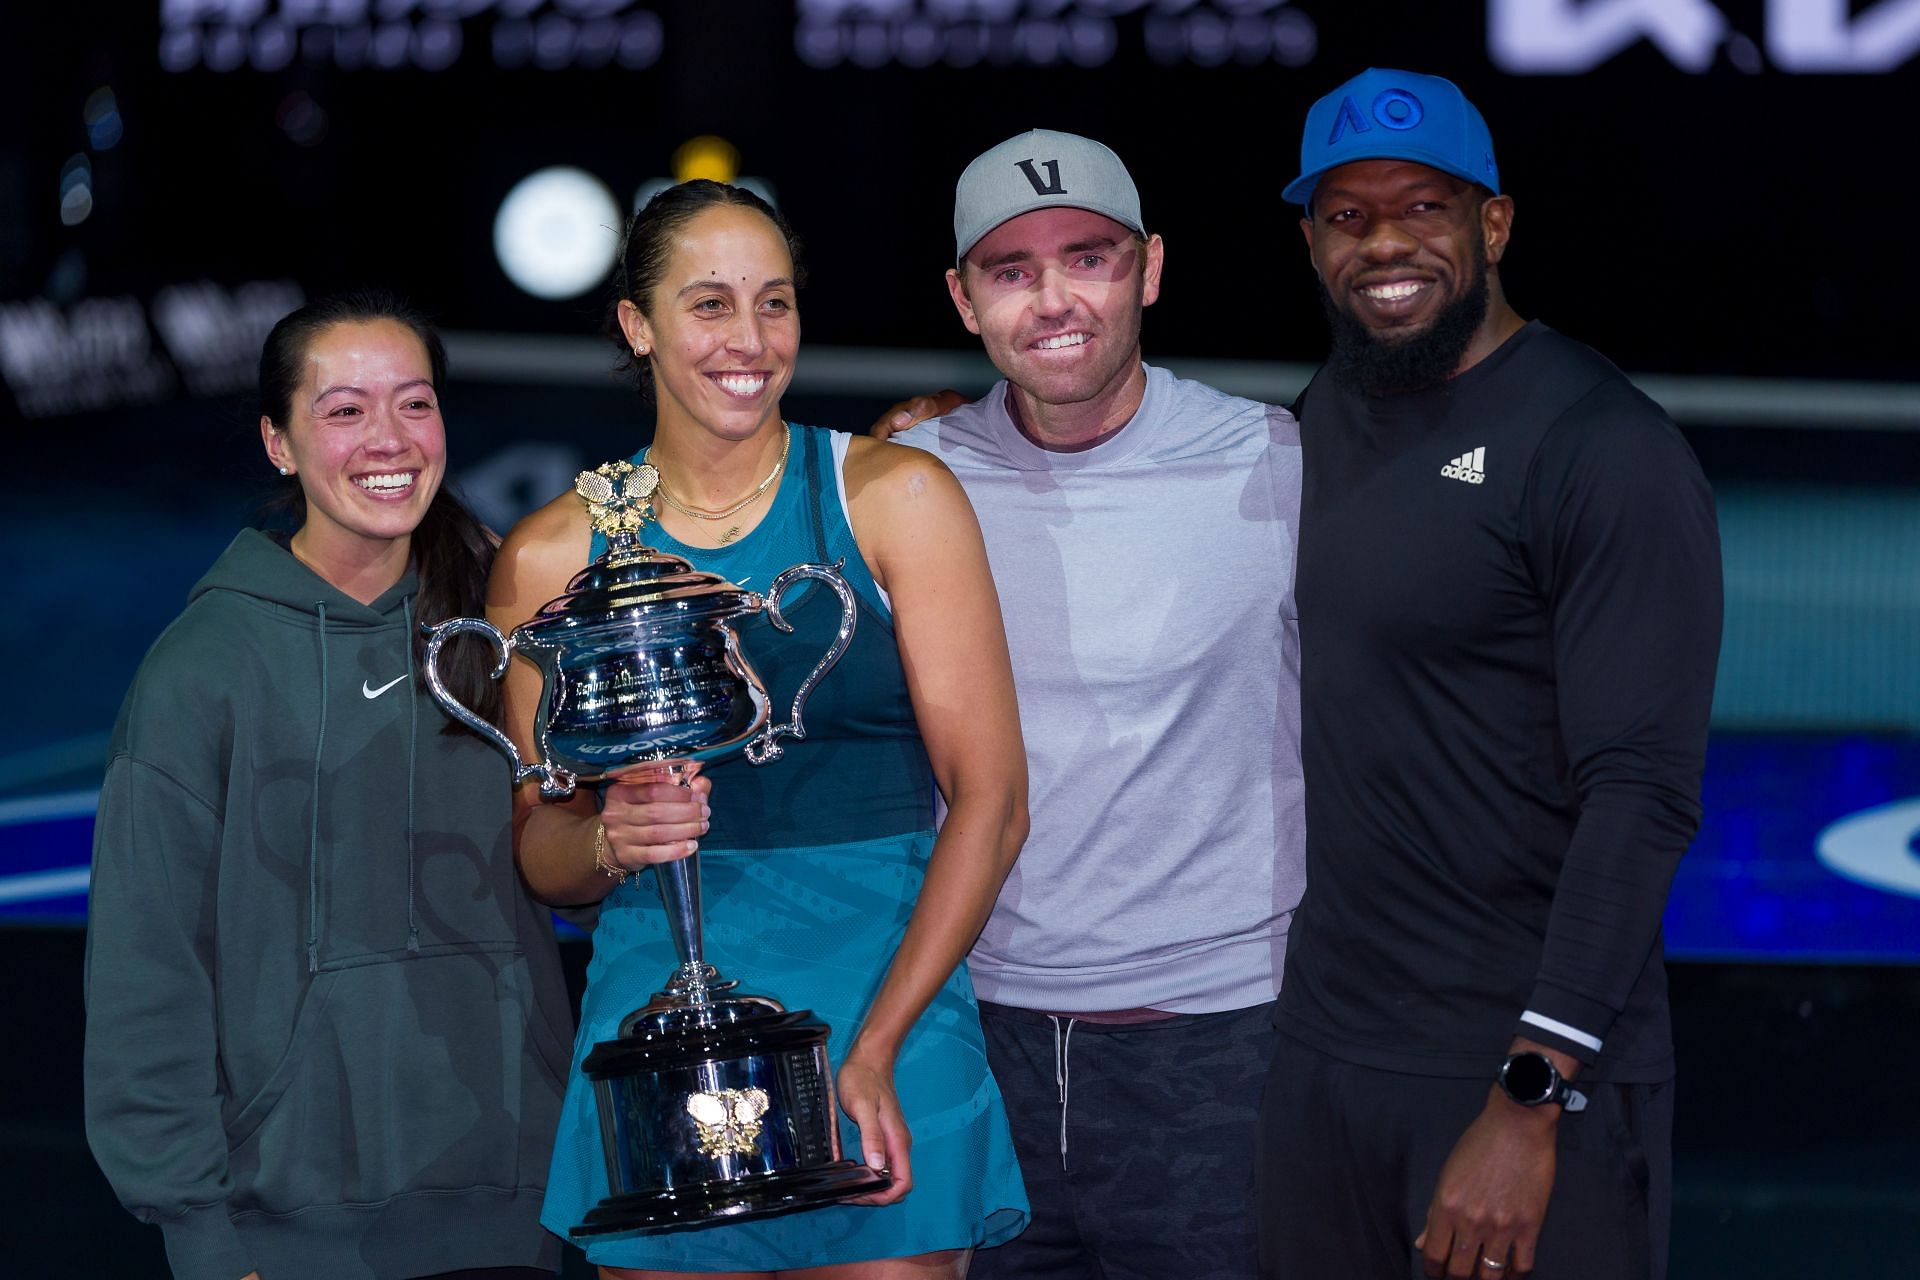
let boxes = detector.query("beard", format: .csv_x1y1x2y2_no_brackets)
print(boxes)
1318,245,1490,398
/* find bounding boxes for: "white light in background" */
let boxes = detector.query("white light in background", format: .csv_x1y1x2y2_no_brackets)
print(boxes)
493,166,621,301
84,87,124,150
60,154,93,226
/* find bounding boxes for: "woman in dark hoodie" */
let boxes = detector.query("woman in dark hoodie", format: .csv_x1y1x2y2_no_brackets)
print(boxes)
83,291,571,1280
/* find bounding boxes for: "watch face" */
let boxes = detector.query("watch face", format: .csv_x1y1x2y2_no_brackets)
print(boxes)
1502,1052,1556,1104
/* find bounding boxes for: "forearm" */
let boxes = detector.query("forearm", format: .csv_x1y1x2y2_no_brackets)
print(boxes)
1519,796,1696,1063
515,798,612,906
849,784,1027,1061
514,767,710,905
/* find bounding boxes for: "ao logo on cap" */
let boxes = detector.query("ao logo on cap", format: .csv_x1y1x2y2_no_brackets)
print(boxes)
1328,89,1426,144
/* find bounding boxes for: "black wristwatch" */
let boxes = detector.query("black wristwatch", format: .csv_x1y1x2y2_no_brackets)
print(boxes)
1498,1051,1588,1113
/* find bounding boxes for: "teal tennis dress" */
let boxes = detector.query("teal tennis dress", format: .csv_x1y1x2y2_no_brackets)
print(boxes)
540,425,1029,1270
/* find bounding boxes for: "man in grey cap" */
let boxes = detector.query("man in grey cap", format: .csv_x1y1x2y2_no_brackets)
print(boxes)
887,130,1306,1279
1257,68,1720,1280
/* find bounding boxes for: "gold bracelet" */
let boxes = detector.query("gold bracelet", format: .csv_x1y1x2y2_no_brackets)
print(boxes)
592,821,629,884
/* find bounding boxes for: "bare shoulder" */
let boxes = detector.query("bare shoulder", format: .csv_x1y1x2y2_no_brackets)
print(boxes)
842,433,966,513
840,435,987,597
488,487,593,614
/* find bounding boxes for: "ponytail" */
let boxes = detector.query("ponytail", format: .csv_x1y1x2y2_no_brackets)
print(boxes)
410,483,502,732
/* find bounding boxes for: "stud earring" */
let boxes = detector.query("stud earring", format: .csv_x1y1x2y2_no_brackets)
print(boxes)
278,466,291,476
634,344,649,356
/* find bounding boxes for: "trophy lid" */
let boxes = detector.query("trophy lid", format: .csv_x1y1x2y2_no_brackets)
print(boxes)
520,460,762,638
531,543,756,624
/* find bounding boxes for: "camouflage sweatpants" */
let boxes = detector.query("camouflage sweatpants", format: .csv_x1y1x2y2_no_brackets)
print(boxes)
969,999,1279,1280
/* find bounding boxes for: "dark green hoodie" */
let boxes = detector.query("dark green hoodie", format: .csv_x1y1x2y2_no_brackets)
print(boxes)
84,529,570,1280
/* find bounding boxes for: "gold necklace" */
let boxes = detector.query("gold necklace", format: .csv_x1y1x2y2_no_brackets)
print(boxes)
651,424,790,530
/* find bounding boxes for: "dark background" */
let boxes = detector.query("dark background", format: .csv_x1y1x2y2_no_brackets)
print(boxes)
1,0,1908,380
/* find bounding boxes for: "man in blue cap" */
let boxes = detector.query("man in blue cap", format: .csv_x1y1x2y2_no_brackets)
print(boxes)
1256,69,1722,1280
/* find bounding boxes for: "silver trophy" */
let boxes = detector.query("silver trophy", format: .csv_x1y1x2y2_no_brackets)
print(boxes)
423,459,889,1233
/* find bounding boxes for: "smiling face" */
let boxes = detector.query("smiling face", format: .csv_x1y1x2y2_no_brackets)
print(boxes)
947,206,1163,419
619,203,798,444
260,318,446,580
1303,159,1510,345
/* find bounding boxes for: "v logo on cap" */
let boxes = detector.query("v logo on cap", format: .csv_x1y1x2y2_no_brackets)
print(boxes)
1016,158,1066,196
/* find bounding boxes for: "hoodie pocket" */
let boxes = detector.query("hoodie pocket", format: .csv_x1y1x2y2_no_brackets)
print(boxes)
226,946,542,1213
223,970,341,1153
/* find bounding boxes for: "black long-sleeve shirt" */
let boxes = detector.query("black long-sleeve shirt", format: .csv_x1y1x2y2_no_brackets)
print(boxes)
1277,322,1722,1081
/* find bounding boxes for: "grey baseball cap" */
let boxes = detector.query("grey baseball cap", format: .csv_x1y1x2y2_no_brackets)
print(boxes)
953,129,1144,261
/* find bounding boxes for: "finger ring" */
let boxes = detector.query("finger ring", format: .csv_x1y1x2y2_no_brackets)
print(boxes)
1481,1258,1506,1271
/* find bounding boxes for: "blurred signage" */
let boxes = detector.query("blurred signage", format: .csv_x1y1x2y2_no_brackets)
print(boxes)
1490,0,1920,73
1818,797,1920,898
0,280,301,419
0,298,172,418
149,0,1920,77
1665,735,1920,962
153,280,306,396
792,0,1318,69
157,0,664,72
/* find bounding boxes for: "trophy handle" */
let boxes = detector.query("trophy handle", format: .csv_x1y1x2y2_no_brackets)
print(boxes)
744,560,858,766
422,617,579,799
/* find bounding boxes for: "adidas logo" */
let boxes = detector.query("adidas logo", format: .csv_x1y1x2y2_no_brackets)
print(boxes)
1441,446,1486,485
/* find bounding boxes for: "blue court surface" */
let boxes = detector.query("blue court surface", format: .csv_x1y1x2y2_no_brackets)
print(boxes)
7,731,1918,964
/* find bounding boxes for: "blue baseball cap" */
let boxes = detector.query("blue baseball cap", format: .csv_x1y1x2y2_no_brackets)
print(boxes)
1283,68,1500,211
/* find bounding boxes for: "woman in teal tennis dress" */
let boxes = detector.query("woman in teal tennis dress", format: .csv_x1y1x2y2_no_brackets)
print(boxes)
490,180,1030,1277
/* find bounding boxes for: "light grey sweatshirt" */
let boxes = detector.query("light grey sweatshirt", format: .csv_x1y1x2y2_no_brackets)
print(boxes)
897,365,1305,1013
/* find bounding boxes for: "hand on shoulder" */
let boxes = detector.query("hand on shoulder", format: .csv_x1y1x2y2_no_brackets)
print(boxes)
867,388,970,440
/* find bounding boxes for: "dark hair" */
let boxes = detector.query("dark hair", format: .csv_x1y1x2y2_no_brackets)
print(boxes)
258,289,500,730
609,180,807,397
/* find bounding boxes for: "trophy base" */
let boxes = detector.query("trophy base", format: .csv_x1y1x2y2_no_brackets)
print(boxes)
573,1160,892,1236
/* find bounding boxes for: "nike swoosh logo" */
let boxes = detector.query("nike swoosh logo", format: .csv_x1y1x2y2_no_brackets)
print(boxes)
363,675,408,699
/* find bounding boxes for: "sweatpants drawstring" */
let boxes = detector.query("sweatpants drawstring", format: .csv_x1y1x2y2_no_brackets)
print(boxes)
1048,1014,1077,1171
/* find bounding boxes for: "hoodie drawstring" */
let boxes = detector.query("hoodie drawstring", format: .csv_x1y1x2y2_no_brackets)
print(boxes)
307,602,329,974
307,596,421,970
403,596,420,954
